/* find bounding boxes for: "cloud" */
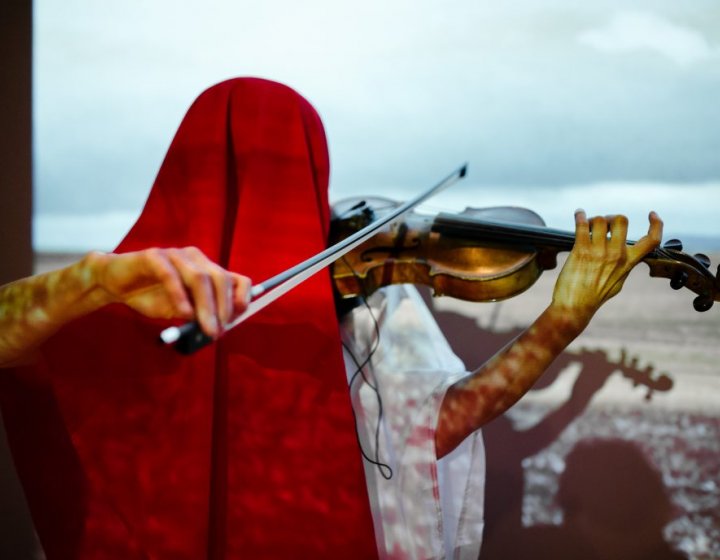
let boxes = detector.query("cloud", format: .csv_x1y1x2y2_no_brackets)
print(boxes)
33,1,720,225
34,211,139,252
578,11,720,65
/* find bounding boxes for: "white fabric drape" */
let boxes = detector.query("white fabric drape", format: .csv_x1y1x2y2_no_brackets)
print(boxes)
341,285,486,560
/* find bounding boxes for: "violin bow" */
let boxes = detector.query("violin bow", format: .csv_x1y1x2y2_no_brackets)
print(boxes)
160,163,468,354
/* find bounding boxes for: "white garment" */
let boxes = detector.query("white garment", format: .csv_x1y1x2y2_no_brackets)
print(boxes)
340,285,486,560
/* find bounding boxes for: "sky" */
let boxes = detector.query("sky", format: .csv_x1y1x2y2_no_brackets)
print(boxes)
33,0,720,251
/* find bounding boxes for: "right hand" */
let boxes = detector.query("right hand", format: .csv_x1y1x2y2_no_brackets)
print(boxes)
90,247,251,338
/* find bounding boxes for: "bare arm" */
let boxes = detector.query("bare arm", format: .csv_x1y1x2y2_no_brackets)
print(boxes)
0,248,251,368
435,210,663,458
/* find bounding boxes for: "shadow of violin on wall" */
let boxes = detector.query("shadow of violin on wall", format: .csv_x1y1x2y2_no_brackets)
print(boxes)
419,287,686,560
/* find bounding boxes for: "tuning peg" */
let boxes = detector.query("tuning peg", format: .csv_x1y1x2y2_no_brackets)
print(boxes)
694,253,711,269
670,270,688,290
663,239,683,252
693,295,713,312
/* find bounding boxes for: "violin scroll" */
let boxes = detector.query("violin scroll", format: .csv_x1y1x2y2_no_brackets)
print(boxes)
644,239,719,312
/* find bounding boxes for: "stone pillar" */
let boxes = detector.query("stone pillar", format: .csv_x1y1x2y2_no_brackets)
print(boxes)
1,0,33,284
0,2,42,559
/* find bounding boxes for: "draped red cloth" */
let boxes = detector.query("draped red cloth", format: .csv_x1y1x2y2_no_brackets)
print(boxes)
1,78,378,559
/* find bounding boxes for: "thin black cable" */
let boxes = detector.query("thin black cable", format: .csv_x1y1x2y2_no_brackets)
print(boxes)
341,255,393,480
344,339,392,480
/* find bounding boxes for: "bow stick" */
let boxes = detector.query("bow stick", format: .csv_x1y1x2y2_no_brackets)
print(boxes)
160,163,468,354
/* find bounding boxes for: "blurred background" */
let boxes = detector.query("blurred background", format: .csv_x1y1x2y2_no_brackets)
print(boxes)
30,0,720,252
2,0,719,558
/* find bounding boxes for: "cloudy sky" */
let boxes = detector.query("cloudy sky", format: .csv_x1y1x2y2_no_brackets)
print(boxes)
34,0,720,250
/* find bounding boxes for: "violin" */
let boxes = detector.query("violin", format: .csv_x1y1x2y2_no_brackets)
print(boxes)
165,166,717,354
330,197,720,312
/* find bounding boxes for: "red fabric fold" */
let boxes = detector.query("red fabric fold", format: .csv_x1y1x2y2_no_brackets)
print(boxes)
2,78,377,559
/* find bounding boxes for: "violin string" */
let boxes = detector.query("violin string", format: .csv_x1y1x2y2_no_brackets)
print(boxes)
340,255,393,480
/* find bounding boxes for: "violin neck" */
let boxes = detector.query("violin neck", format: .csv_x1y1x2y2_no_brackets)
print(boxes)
433,212,652,255
433,212,574,250
431,211,718,312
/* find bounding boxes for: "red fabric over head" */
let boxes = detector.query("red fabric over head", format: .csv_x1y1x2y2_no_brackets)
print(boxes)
1,78,377,559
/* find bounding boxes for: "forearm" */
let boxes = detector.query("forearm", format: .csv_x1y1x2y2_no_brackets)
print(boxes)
0,252,112,367
435,304,591,458
434,210,662,459
0,247,253,367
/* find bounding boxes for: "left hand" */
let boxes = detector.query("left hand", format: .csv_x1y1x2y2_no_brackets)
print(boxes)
551,210,663,324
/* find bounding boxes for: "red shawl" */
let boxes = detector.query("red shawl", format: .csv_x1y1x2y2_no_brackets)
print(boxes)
2,78,377,559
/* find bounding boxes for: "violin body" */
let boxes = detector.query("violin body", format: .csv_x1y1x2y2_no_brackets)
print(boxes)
331,197,720,311
332,200,553,302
